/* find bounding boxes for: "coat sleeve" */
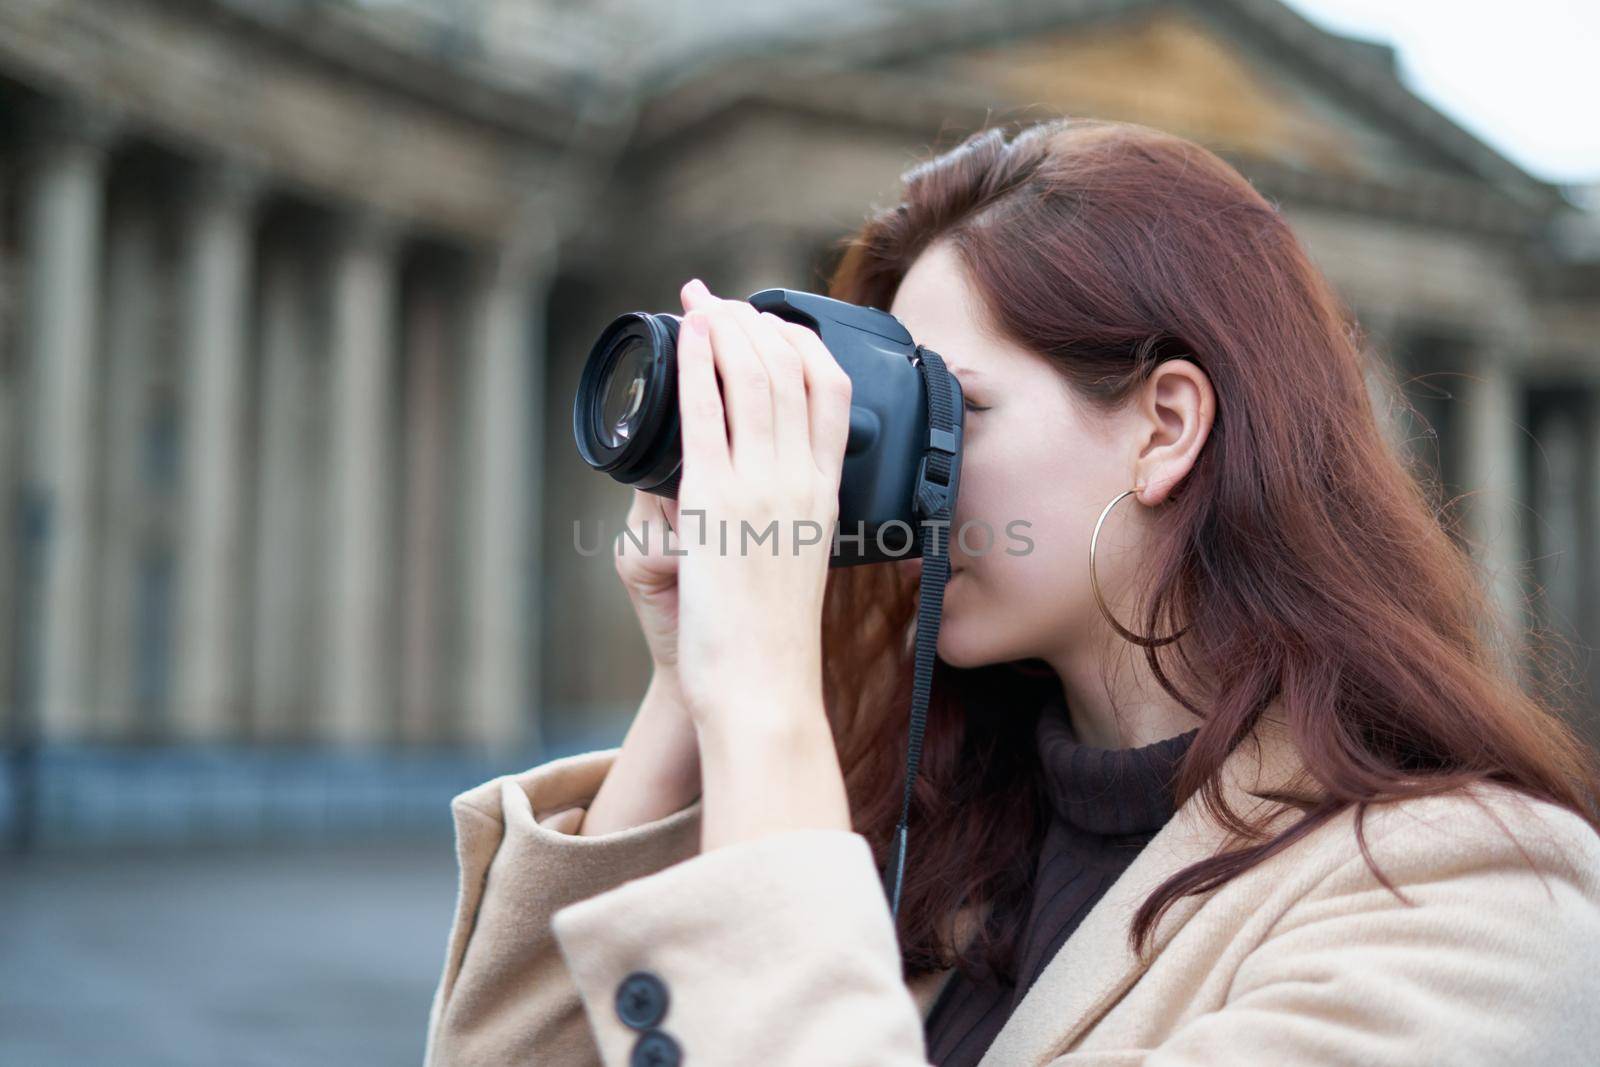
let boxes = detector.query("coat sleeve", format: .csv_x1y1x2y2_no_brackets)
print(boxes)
548,826,937,1067
1062,793,1600,1067
423,747,704,1067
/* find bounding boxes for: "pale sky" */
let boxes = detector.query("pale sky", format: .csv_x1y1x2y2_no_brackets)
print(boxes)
1280,0,1600,187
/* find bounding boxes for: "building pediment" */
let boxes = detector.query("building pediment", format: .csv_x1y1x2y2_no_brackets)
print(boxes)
881,6,1471,186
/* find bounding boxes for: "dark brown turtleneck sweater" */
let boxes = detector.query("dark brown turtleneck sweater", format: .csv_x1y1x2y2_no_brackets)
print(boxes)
923,693,1200,1065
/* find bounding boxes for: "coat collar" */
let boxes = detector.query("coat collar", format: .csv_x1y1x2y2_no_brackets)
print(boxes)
975,709,1315,1066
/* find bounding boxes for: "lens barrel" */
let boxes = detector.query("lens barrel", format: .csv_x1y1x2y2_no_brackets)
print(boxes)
573,311,684,497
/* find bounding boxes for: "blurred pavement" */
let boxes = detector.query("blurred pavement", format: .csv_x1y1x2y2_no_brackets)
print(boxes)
1,839,459,1065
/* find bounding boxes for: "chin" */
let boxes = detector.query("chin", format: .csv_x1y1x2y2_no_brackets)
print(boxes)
936,620,1004,669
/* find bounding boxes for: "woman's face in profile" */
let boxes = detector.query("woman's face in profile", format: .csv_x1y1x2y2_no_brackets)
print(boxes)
887,240,1148,669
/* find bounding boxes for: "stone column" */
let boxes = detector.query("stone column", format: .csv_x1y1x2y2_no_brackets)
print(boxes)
173,162,260,743
1531,404,1584,630
95,194,160,741
250,238,323,741
399,272,452,746
324,211,400,747
0,155,13,743
17,106,113,744
463,240,552,752
1460,341,1526,672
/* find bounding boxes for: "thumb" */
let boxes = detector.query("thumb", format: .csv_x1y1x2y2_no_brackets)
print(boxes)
633,489,678,549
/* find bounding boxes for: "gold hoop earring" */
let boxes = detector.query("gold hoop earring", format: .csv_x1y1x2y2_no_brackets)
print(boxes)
1089,484,1189,647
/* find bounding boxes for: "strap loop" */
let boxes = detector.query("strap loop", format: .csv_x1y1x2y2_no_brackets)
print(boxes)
882,346,960,922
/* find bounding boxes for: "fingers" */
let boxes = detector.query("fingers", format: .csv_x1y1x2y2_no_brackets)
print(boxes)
701,308,774,467
675,308,732,482
633,487,678,539
694,304,774,468
726,304,812,466
777,319,853,481
680,279,838,477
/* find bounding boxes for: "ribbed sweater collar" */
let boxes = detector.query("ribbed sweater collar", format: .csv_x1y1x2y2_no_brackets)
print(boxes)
1034,692,1200,836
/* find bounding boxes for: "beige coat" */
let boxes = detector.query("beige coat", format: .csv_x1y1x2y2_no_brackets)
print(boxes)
422,711,1600,1066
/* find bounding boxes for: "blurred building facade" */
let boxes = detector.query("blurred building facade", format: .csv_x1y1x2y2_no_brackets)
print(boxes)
1,0,1597,844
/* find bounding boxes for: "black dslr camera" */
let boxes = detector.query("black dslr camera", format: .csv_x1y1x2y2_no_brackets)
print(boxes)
571,288,965,566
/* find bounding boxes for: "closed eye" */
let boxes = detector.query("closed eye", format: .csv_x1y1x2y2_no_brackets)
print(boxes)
963,397,991,413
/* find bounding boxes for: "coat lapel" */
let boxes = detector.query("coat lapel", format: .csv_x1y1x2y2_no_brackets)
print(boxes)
976,710,1314,1067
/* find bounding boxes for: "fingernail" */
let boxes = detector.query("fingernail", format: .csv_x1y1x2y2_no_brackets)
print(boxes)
685,310,709,335
687,278,710,299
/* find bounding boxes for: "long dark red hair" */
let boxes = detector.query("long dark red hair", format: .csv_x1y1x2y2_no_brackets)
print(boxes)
816,116,1600,986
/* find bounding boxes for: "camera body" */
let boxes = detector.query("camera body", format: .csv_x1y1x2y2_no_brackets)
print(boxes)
573,287,964,567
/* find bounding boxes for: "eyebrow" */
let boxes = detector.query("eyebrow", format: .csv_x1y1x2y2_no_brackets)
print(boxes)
946,363,986,385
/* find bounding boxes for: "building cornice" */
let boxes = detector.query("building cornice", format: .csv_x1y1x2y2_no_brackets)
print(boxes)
632,64,1558,242
629,0,1569,223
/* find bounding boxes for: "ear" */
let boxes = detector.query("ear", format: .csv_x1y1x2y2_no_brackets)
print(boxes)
1132,357,1215,506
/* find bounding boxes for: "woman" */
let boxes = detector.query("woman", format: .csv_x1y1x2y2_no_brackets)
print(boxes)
423,117,1600,1067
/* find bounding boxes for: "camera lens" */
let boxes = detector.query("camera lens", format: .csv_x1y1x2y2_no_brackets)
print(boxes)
573,311,684,496
598,336,653,447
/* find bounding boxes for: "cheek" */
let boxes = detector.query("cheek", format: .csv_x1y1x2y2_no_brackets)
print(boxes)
955,529,1076,612
945,417,1110,632
938,543,1082,666
951,426,1074,571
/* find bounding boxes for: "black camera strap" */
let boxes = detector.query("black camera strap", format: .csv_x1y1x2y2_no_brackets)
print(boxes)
882,345,959,922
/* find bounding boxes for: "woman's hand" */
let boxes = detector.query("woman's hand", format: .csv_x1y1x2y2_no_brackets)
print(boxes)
579,489,701,838
672,279,852,729
672,278,856,848
614,487,683,671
